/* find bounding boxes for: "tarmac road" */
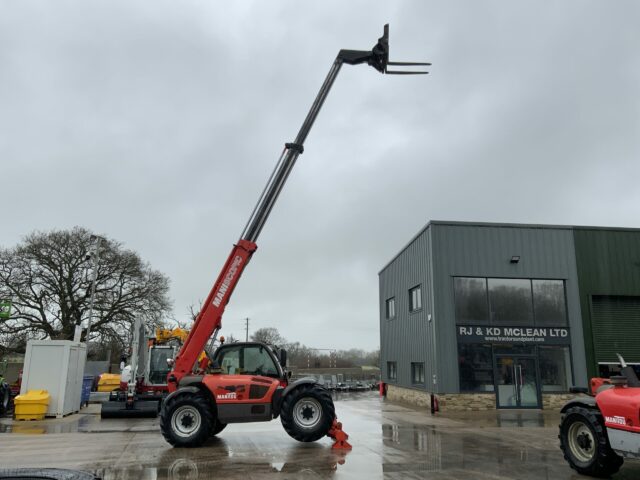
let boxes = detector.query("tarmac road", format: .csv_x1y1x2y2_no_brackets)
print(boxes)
1,391,639,479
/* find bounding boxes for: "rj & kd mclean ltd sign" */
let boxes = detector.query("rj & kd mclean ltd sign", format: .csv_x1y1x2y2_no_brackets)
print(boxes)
457,325,570,345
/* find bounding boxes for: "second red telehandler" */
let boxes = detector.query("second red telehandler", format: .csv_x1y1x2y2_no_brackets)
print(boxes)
559,354,640,477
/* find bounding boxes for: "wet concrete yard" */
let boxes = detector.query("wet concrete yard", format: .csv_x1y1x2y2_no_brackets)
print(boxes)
1,391,639,479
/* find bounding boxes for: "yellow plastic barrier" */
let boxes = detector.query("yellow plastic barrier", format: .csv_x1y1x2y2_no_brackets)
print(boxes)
97,373,121,392
14,390,49,421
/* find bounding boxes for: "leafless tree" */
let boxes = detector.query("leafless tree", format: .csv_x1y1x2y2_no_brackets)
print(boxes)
250,327,286,346
0,227,172,352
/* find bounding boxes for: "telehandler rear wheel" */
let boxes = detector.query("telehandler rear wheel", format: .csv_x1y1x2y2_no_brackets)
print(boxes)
559,406,623,477
280,384,335,442
160,392,214,448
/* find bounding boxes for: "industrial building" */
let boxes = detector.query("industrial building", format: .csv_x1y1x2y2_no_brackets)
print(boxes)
379,221,640,410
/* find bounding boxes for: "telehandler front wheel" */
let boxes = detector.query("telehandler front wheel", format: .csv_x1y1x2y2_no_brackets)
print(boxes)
559,406,623,477
280,384,335,442
160,392,214,448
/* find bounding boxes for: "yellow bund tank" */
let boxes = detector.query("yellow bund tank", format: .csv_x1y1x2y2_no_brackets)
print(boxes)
14,390,50,421
97,373,121,392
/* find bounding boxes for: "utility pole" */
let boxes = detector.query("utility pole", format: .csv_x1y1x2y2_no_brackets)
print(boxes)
74,235,102,343
245,317,249,342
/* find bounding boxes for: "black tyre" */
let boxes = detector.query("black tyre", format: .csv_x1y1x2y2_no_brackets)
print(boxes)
211,420,227,436
280,384,335,442
559,406,623,477
0,468,96,479
160,392,214,448
0,383,9,416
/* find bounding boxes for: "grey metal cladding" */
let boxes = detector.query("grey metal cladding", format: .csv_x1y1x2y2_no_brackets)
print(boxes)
379,225,434,390
431,222,586,392
380,221,588,394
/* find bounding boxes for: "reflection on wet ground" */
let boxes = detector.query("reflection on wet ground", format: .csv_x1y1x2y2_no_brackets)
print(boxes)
1,391,639,479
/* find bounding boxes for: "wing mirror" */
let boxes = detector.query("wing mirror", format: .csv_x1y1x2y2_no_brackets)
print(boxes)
279,348,287,367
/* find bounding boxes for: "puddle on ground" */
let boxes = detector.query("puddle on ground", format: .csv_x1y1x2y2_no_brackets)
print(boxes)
89,441,354,480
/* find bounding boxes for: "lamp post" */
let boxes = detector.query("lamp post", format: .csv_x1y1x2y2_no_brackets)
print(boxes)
74,235,102,343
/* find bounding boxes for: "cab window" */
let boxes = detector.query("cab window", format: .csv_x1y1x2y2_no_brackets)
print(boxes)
215,345,279,378
148,347,174,384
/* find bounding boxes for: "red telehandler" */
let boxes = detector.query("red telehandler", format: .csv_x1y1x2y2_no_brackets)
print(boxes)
559,354,640,476
158,25,429,448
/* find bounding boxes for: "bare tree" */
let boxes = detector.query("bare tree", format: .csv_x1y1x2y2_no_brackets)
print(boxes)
0,227,172,351
250,327,285,346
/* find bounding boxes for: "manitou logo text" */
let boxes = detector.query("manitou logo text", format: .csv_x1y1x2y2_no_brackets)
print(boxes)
217,392,237,400
212,256,244,307
605,416,626,425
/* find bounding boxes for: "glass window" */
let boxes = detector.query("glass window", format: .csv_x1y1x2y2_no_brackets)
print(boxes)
409,285,422,312
533,280,567,326
454,277,489,325
539,346,573,392
244,345,279,377
148,347,174,384
488,278,533,326
458,343,494,392
386,297,396,319
411,362,425,384
387,361,397,381
215,345,279,378
217,345,241,374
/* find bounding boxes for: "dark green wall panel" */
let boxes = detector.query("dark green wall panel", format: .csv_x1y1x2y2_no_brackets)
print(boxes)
591,295,640,363
573,229,640,377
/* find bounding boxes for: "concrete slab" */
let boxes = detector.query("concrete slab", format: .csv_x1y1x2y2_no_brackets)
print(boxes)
1,391,639,479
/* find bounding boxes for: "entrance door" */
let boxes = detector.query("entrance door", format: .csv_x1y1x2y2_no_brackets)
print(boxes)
495,356,541,408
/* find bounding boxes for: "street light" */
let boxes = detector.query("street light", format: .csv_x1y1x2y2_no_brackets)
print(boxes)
74,235,103,343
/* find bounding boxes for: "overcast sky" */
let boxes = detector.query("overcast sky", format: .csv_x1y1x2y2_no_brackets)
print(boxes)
1,1,639,350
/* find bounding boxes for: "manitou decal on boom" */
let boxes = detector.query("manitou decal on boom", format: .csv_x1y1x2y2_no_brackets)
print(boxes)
159,24,429,450
212,256,243,307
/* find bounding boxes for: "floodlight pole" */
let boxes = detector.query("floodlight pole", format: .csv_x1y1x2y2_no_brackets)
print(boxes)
75,236,102,343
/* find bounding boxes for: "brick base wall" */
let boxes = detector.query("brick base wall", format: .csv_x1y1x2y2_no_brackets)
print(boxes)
386,385,574,411
386,384,432,408
438,393,496,411
542,393,574,409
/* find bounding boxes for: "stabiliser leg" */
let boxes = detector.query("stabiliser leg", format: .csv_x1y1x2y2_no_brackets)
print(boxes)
327,418,352,450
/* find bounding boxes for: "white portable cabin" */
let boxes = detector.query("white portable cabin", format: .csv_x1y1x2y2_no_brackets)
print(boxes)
21,340,86,418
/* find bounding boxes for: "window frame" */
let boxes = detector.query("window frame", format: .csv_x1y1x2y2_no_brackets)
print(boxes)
213,343,282,379
387,361,397,381
457,342,495,393
538,345,574,393
409,284,422,313
385,296,396,320
532,279,568,327
453,276,568,328
454,277,490,325
487,277,534,326
411,362,425,385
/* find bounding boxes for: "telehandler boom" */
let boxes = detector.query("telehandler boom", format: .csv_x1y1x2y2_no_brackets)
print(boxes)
160,25,429,448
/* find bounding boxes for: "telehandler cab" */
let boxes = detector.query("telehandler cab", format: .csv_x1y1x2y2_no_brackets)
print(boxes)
159,25,429,449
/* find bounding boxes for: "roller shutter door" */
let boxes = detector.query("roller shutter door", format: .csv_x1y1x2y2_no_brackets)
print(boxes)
591,295,640,363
